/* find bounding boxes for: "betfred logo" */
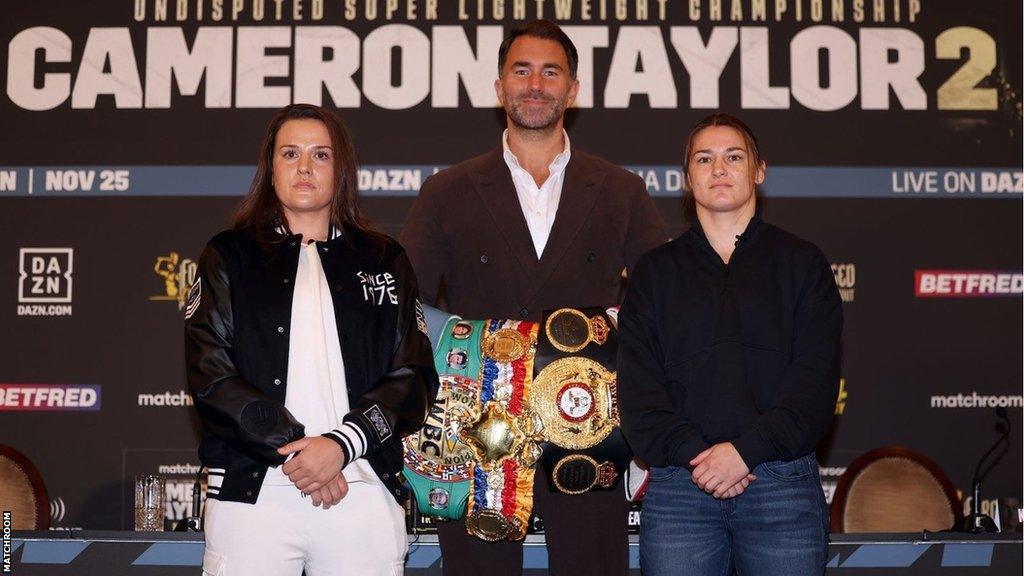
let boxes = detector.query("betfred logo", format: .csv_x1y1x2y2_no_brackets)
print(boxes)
17,248,73,316
915,270,1023,297
0,384,101,411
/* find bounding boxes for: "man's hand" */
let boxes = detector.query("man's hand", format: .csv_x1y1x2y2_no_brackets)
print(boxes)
689,442,752,498
278,436,345,493
309,473,349,509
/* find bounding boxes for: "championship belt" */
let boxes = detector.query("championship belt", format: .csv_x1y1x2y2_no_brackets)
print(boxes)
533,307,630,495
459,319,543,541
436,316,485,380
402,318,486,520
539,428,632,494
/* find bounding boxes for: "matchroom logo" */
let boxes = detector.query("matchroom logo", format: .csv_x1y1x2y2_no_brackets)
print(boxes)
0,384,101,411
138,390,194,407
17,248,73,316
930,392,1023,409
915,270,1023,298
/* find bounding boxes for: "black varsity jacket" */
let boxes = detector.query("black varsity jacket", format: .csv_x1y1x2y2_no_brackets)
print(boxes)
617,216,843,471
184,227,438,504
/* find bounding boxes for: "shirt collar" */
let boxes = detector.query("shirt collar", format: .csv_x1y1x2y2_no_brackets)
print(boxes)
502,129,572,174
689,213,764,249
274,223,343,243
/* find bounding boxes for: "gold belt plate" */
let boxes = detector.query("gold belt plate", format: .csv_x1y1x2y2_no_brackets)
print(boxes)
483,328,530,362
545,308,609,353
533,357,616,449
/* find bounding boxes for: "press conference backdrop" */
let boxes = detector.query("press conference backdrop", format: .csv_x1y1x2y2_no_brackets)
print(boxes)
0,0,1021,533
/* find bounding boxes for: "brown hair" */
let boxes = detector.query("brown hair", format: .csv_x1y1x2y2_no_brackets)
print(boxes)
681,114,765,221
498,19,578,78
233,104,385,250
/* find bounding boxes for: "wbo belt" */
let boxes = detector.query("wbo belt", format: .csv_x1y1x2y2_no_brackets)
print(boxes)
533,307,629,494
402,317,486,521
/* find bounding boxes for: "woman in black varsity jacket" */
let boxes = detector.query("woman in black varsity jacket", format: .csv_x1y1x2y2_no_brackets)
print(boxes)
618,114,842,576
184,104,438,576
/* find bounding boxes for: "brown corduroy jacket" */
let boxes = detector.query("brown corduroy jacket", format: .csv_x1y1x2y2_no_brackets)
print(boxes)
400,147,668,320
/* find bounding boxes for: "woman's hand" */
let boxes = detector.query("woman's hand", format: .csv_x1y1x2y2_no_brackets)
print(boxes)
278,436,345,493
689,442,752,498
309,472,349,509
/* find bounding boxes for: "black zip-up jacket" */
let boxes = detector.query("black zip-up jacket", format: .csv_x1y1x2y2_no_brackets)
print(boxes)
618,216,842,471
184,227,438,504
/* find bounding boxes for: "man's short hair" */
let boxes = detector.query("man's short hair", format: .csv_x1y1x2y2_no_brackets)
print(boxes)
497,19,579,79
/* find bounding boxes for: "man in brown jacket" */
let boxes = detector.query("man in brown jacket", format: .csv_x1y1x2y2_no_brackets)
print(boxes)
400,19,667,576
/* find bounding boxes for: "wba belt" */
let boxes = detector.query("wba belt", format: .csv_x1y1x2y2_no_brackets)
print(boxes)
460,319,542,541
533,307,630,494
402,317,485,521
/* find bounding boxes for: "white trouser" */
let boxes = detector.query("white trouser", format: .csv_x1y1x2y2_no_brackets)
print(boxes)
202,481,408,576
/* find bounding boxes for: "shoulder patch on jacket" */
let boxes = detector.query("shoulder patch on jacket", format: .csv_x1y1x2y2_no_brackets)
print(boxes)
415,299,428,335
184,278,201,319
363,404,393,443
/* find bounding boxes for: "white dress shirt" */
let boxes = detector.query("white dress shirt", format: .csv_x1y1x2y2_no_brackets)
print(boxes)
502,129,572,258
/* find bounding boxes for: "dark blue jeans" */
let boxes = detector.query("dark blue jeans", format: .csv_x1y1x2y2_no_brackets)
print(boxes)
640,453,829,576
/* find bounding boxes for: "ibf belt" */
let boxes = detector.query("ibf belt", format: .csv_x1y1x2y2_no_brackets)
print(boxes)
534,307,629,495
403,374,480,520
403,318,486,520
459,319,543,541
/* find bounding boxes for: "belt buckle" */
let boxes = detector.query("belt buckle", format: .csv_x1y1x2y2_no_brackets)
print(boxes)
483,328,530,362
466,509,517,542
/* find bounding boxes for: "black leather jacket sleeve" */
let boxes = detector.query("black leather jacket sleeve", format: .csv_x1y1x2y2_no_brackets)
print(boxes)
336,248,438,461
184,242,304,466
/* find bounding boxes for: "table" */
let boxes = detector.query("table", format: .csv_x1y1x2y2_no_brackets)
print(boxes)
7,530,1022,574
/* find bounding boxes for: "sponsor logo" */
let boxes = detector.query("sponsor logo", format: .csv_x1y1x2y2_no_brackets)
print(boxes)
930,392,1023,409
149,252,197,310
17,248,73,316
831,263,856,302
818,466,848,504
835,378,848,415
138,390,193,407
915,270,1023,297
158,463,202,475
49,497,67,524
0,384,100,411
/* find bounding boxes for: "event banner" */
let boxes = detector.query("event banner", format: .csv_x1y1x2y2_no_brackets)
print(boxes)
0,0,1021,532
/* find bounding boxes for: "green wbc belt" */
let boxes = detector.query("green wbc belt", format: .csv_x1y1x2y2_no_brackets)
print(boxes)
403,318,486,520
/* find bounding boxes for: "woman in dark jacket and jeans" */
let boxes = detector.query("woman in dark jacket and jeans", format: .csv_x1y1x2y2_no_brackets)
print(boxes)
185,104,437,576
618,114,842,576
